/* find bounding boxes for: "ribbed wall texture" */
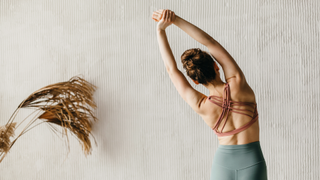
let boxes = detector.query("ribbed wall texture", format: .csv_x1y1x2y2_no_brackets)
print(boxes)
0,0,319,179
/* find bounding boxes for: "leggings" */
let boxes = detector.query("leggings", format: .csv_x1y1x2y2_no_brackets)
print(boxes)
210,141,268,180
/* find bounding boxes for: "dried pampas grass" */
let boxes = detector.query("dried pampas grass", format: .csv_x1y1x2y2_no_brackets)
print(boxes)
0,76,98,163
0,122,17,153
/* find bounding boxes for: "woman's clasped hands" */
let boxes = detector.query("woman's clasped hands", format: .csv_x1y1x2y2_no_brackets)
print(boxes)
152,9,176,30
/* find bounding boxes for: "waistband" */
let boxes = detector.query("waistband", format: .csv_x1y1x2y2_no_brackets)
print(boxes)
218,141,260,150
213,141,265,169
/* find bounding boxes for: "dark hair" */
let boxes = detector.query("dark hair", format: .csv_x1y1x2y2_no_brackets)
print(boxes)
181,48,216,85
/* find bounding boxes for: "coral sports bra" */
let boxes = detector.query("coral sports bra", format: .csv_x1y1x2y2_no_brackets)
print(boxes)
207,82,259,137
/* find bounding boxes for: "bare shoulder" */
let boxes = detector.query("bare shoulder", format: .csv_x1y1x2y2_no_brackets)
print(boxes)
227,75,256,103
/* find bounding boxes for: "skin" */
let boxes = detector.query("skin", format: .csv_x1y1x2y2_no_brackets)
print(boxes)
153,9,259,145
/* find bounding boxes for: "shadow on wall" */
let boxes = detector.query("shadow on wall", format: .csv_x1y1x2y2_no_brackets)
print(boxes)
93,90,128,161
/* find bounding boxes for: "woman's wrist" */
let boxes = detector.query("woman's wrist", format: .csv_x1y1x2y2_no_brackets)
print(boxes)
157,24,166,32
157,28,165,34
172,15,180,24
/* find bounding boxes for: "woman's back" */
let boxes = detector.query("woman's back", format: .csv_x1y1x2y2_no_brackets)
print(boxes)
154,9,267,179
200,79,260,145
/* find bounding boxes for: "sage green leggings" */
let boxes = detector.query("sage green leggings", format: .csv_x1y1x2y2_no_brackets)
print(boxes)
210,141,268,180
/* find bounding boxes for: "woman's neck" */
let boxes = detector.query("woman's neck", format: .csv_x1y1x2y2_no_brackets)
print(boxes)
204,80,226,96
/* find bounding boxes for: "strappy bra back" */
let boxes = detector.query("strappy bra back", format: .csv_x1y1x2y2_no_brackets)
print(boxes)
207,82,259,137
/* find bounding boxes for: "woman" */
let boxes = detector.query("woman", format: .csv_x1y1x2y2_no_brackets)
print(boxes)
152,9,268,180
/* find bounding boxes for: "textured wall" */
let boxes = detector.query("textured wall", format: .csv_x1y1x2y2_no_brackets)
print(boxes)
0,0,319,179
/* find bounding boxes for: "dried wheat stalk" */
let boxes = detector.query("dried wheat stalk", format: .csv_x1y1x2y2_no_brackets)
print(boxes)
0,76,98,163
0,122,17,153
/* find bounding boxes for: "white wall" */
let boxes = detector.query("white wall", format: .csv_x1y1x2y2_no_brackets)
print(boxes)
0,0,319,179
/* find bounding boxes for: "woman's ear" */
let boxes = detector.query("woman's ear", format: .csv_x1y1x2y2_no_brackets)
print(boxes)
214,61,219,71
192,79,199,85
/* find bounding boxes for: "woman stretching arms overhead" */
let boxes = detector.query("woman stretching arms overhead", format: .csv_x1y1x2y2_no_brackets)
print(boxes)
152,9,268,180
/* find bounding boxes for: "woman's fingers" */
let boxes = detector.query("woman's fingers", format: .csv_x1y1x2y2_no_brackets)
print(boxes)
152,9,164,20
157,9,164,14
152,17,158,21
152,11,162,21
153,9,175,23
164,9,168,21
154,11,161,15
152,14,158,21
152,12,160,19
171,11,176,22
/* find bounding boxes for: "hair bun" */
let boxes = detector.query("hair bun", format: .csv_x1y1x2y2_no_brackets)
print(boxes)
183,48,201,61
181,48,216,85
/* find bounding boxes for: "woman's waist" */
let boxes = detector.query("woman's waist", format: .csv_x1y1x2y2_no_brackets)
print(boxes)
218,140,261,149
213,141,266,169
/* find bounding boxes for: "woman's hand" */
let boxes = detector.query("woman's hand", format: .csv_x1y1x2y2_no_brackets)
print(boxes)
153,9,176,31
152,9,164,22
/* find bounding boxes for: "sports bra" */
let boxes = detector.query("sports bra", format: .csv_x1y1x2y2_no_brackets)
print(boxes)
207,82,259,137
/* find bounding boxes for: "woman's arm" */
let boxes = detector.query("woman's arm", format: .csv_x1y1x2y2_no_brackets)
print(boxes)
154,9,177,71
153,10,207,115
156,28,177,72
173,16,214,47
173,15,246,84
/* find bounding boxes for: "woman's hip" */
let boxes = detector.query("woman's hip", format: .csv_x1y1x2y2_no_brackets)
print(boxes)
210,141,268,180
212,141,266,170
